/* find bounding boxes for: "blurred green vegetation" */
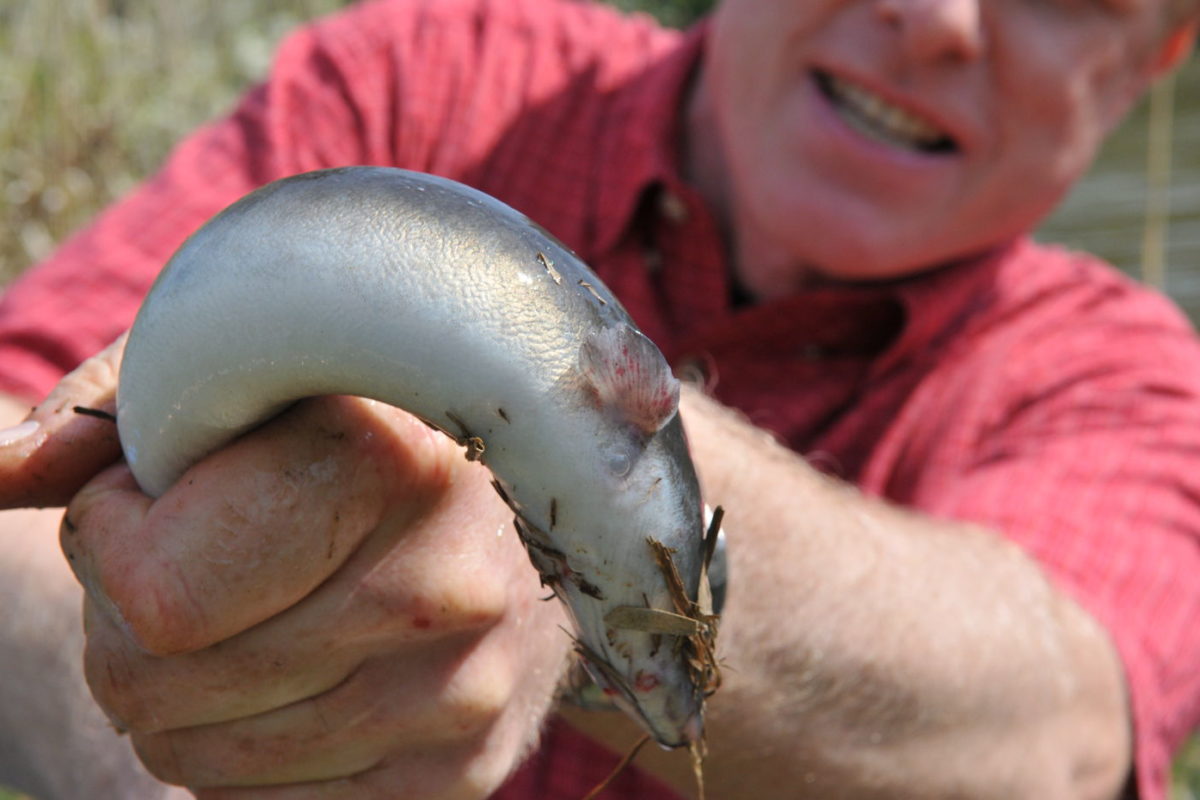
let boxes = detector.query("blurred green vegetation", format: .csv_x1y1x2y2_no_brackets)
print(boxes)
0,0,714,286
606,0,713,26
0,0,1197,798
0,0,355,285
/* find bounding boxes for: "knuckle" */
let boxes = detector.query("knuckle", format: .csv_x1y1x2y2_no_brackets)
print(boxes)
443,687,506,737
440,651,515,735
105,560,206,655
414,553,510,634
366,752,511,800
129,731,187,785
82,645,140,729
316,398,458,503
353,762,455,800
65,481,203,655
458,748,522,800
435,579,508,633
350,565,506,642
71,334,126,396
81,609,165,733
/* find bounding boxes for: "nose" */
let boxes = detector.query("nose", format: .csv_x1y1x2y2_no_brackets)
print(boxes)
875,0,986,65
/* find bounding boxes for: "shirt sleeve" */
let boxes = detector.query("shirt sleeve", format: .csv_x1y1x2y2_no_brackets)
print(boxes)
900,298,1200,800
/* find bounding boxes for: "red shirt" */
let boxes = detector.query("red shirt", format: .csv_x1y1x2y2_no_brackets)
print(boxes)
2,1,1198,796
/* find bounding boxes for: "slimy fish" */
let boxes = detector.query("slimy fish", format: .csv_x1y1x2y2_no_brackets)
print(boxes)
116,167,719,749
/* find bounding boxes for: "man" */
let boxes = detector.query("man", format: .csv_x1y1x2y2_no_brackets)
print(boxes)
0,0,1197,797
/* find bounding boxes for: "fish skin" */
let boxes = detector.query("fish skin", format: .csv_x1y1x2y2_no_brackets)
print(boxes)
116,166,712,748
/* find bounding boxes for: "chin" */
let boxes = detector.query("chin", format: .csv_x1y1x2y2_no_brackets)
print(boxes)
767,224,936,287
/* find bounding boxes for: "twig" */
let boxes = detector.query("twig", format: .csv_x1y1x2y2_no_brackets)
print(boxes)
580,734,651,800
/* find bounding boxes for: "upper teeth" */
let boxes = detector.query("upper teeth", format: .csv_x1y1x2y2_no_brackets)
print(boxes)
825,74,950,152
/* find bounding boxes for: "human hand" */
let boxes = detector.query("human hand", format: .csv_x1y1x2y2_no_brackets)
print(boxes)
3,343,574,799
0,334,125,508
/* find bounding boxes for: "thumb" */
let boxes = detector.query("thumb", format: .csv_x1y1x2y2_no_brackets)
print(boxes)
0,335,126,509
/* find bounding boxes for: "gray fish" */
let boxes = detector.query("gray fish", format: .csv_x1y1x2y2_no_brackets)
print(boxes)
117,167,718,748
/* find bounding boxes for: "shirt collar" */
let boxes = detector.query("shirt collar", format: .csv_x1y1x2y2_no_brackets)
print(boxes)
587,22,706,255
882,238,1020,368
663,238,1021,372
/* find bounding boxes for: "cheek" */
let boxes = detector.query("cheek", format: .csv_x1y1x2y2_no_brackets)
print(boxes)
993,16,1142,164
705,0,818,113
705,11,767,119
996,74,1110,196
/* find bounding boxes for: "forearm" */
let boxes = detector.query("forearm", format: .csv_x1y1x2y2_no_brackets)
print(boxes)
566,388,1130,799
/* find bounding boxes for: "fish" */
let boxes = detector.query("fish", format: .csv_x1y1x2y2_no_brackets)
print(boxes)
116,166,719,749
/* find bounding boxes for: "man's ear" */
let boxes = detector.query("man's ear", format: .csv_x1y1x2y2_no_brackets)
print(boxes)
1150,21,1197,78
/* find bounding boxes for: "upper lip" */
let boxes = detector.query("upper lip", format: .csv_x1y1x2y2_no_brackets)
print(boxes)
810,64,974,155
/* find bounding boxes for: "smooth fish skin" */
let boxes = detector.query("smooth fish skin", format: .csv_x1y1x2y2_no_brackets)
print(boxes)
117,167,716,748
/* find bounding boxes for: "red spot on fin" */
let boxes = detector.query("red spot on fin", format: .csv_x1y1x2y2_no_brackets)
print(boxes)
581,326,679,434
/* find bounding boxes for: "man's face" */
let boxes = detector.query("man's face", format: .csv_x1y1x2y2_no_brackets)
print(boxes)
693,0,1177,295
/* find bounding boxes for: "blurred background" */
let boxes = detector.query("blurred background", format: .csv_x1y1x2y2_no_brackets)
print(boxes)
0,0,1196,796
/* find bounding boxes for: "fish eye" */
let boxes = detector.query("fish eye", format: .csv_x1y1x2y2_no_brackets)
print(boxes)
601,429,648,481
608,448,633,478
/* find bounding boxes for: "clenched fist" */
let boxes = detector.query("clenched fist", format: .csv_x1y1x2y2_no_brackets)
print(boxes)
5,343,575,799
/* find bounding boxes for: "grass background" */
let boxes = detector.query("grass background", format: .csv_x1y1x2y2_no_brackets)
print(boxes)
0,0,1196,796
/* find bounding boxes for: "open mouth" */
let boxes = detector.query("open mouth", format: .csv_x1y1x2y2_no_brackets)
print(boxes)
814,69,957,155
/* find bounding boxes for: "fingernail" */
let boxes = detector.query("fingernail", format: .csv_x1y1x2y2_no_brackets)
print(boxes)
0,420,39,446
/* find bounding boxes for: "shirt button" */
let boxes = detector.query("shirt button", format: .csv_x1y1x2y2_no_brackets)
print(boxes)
658,190,689,224
643,246,664,274
800,344,827,361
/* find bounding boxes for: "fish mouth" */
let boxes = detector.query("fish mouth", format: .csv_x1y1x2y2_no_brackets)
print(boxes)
573,638,700,748
813,68,958,155
608,684,698,749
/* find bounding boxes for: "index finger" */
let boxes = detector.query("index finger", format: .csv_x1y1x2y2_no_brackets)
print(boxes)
63,396,457,655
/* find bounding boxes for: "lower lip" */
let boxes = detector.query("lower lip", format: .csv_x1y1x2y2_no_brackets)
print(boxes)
800,70,960,178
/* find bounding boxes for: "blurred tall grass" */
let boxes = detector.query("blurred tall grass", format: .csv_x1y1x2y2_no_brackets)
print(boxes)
0,0,349,284
0,1,1197,798
0,0,711,284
